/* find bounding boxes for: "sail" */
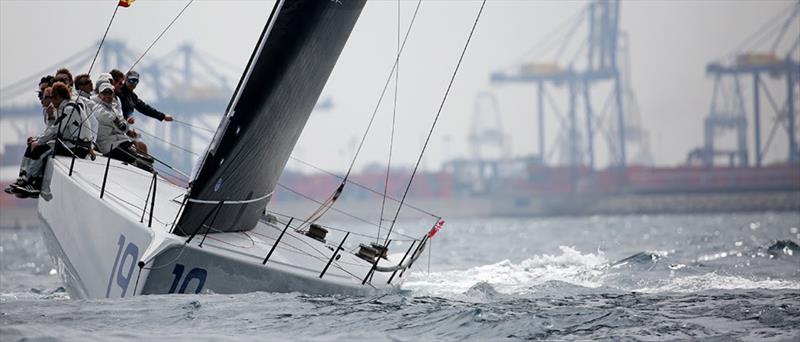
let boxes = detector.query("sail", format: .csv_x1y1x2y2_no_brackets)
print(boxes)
174,0,366,236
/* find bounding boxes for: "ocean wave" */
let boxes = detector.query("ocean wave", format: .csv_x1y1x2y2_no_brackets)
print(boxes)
404,246,800,297
404,246,608,297
633,273,800,293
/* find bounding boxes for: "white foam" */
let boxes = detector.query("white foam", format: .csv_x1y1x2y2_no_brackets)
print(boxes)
633,273,800,293
404,246,608,297
404,246,800,297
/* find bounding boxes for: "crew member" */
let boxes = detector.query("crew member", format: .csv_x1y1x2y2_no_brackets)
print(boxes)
5,82,93,197
113,70,174,123
38,75,55,125
40,86,55,126
111,70,173,154
74,74,99,143
54,68,74,97
93,82,151,171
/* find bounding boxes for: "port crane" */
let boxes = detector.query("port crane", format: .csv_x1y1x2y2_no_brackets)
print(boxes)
691,1,800,167
491,0,650,175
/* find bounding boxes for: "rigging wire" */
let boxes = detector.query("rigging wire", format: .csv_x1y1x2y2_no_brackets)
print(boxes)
288,156,438,218
297,0,424,231
64,99,192,185
88,3,121,75
172,118,216,134
153,111,439,218
274,183,417,241
378,0,402,243
128,0,195,72
130,122,434,233
266,211,416,241
136,127,200,156
343,0,423,182
277,183,388,233
1,46,96,96
384,0,487,246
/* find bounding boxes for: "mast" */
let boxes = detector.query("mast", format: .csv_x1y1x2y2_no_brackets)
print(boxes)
174,0,367,236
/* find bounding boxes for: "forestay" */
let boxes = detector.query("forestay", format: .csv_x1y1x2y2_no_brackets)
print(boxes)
174,0,366,236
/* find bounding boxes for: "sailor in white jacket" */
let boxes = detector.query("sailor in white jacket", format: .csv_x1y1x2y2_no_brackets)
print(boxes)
74,74,100,143
93,82,147,168
94,83,131,153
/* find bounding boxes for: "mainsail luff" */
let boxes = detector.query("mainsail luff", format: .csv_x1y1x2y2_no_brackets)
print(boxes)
175,0,367,236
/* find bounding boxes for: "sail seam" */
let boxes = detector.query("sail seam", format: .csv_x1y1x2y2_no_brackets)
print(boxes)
187,191,272,205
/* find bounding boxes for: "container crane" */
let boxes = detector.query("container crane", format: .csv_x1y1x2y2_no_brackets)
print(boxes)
491,0,648,178
695,1,800,167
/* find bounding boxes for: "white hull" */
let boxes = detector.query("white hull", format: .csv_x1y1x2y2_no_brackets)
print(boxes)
38,156,418,299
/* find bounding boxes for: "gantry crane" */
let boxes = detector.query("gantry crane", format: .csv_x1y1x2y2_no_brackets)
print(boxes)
491,0,648,177
693,1,800,167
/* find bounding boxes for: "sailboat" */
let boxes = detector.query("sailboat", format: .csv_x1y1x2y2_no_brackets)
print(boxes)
37,0,436,299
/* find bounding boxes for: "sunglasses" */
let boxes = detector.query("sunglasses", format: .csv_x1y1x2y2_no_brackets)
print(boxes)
100,90,114,95
128,79,139,84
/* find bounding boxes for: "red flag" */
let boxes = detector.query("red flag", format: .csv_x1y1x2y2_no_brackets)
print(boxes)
118,0,135,8
427,219,445,238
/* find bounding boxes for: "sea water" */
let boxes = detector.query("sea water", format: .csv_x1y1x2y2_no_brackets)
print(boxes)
1,212,798,341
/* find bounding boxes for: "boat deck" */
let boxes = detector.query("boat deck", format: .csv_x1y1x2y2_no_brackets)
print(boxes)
50,155,187,233
44,155,415,296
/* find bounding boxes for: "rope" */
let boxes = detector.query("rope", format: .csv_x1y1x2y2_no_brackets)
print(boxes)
136,128,200,156
276,183,380,230
173,118,215,134
273,184,418,242
385,0,487,245
128,0,195,72
287,157,438,218
296,183,341,231
343,0,423,181
88,4,120,75
171,108,444,231
266,211,416,241
378,0,402,243
62,98,191,185
147,154,190,180
297,0,423,230
135,116,439,228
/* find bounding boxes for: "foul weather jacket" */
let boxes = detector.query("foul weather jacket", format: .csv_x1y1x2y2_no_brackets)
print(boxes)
92,96,131,155
38,100,93,149
75,90,100,142
117,85,167,121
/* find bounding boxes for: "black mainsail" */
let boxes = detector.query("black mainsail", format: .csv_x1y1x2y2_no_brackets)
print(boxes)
174,0,366,236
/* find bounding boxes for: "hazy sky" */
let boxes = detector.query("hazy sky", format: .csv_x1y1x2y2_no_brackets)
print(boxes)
1,0,797,173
